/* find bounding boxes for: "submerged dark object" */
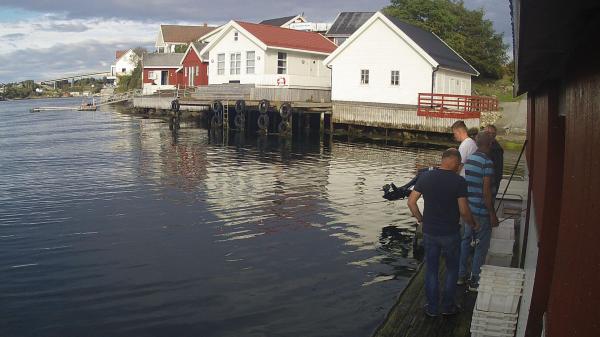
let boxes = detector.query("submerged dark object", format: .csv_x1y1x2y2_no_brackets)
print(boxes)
382,167,435,201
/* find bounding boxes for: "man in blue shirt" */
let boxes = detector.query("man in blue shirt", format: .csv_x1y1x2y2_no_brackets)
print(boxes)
458,131,499,291
408,148,479,317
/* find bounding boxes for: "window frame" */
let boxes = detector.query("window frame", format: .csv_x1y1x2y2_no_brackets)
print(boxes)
277,52,287,75
230,52,241,75
360,69,369,85
390,70,400,86
246,51,256,74
217,53,225,75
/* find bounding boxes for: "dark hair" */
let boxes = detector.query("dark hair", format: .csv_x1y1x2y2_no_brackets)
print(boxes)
451,120,467,131
442,148,461,162
476,131,494,147
486,124,497,132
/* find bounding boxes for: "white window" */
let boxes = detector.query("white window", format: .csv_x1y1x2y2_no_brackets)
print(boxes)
277,52,287,74
360,69,369,85
391,70,400,86
230,53,241,75
217,53,225,75
246,51,255,74
184,67,188,77
195,66,199,77
234,32,239,41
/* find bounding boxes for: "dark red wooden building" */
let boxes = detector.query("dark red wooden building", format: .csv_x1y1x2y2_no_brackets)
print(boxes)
512,1,600,336
179,42,209,87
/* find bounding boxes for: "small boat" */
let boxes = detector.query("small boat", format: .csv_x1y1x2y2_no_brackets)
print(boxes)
78,96,97,111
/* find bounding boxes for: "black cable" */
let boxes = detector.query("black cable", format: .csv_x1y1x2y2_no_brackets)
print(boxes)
496,139,528,213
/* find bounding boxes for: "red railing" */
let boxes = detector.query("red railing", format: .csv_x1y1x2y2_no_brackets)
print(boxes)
417,93,499,119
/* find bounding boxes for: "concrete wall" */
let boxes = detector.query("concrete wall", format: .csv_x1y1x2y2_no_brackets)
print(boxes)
332,101,479,133
497,95,528,133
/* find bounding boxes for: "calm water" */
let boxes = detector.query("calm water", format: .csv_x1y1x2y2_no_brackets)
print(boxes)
0,98,520,337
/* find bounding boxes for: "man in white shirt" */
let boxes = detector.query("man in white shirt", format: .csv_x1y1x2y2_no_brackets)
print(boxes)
452,120,477,177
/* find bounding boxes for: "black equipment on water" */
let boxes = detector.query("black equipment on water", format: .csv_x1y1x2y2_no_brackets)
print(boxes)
382,167,435,201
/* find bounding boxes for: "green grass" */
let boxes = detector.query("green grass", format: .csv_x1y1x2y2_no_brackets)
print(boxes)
472,76,524,102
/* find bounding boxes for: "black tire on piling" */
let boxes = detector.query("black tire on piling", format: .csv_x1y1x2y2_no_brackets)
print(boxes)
211,113,223,128
257,114,269,131
278,120,291,135
234,113,245,129
258,99,270,114
235,100,246,114
171,100,180,113
211,100,223,114
279,102,292,120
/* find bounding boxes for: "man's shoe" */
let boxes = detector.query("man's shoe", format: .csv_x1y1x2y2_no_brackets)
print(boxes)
456,276,466,286
423,304,440,318
468,281,479,292
442,304,462,316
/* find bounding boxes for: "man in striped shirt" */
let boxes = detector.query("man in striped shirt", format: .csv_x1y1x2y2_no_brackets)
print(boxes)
458,131,499,291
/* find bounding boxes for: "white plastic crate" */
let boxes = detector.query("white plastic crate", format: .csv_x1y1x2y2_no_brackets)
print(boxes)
470,328,515,337
480,265,525,280
471,310,518,337
498,218,515,228
492,225,515,240
476,284,523,313
489,238,515,255
486,253,513,267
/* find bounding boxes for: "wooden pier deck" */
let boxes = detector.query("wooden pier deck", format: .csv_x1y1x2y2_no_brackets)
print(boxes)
372,263,476,337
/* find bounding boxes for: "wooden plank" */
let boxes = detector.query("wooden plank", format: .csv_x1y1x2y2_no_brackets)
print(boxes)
373,262,475,337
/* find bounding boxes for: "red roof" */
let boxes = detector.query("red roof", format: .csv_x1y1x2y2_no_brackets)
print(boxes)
116,50,127,60
236,21,337,54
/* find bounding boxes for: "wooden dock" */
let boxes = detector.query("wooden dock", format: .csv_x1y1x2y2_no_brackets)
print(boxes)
372,263,476,337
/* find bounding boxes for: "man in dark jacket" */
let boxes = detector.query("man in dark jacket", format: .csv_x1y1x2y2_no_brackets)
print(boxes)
485,125,504,198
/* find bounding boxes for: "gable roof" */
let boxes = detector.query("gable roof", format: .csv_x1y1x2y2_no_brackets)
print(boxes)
383,14,478,75
236,21,337,54
179,42,209,64
160,25,217,43
259,15,301,27
116,50,128,60
324,12,478,76
143,53,185,67
326,12,374,36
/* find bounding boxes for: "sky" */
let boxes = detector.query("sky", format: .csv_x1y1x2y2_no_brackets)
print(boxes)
0,1,512,83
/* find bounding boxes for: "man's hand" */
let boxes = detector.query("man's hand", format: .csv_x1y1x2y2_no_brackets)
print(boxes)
490,212,499,228
472,220,481,232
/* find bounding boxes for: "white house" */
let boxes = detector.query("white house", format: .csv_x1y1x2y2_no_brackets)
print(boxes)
109,49,141,84
155,24,217,53
199,21,337,89
259,14,307,28
324,12,479,106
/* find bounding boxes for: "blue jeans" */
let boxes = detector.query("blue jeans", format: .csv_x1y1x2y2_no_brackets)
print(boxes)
459,215,492,282
424,232,461,314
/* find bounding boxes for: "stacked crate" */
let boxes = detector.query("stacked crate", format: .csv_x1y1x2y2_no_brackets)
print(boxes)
486,219,515,267
471,265,525,337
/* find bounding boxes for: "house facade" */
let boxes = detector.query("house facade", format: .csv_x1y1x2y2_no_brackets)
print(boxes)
324,12,478,106
179,42,209,87
155,24,216,53
142,53,184,94
200,21,336,89
109,49,140,84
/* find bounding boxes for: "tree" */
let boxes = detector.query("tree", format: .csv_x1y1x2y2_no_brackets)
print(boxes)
174,44,189,53
383,0,509,79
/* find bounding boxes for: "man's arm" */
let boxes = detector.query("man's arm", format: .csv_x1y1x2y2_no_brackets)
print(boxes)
407,190,423,224
458,197,480,231
483,176,499,227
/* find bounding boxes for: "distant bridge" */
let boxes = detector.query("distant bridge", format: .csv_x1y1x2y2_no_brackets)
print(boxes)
38,71,112,88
